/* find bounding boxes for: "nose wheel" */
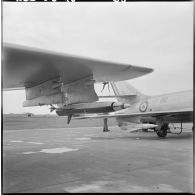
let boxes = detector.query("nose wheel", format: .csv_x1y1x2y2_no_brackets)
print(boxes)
156,123,169,138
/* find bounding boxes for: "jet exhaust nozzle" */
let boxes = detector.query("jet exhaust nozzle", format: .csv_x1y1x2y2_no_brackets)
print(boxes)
112,102,130,111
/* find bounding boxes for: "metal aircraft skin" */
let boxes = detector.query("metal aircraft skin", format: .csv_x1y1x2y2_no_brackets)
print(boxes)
3,43,153,89
3,43,193,138
2,43,151,120
77,81,193,138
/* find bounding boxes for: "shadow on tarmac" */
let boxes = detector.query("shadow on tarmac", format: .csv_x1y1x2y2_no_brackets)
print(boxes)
91,132,193,141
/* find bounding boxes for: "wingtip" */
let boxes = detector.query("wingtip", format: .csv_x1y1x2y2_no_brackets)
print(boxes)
148,67,154,73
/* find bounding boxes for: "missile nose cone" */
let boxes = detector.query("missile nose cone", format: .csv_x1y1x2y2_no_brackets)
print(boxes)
123,103,130,109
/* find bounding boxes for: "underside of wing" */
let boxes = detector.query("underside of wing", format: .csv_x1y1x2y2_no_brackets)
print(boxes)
3,43,153,89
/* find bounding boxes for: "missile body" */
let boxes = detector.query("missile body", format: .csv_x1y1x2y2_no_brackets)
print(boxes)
56,102,130,116
119,122,158,132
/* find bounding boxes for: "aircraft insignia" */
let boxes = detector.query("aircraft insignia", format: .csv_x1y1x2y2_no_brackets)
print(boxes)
139,101,148,112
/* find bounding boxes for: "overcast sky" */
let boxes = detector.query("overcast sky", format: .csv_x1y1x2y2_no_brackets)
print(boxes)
3,2,193,114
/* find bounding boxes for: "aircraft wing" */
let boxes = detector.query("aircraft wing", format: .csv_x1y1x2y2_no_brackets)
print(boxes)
3,43,153,89
75,108,193,119
98,95,137,98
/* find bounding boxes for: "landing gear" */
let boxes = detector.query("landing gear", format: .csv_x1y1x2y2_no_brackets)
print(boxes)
103,118,110,132
67,114,72,124
156,123,169,138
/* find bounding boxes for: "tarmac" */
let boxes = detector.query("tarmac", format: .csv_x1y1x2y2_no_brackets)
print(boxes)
3,126,193,193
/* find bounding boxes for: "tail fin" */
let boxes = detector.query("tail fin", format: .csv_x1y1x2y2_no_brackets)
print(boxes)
110,81,145,103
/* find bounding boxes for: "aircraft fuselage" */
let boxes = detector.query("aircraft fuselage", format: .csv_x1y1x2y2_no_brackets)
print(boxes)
120,89,193,124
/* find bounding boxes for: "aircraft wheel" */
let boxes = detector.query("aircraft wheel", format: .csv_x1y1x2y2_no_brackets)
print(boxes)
156,129,167,138
156,124,168,138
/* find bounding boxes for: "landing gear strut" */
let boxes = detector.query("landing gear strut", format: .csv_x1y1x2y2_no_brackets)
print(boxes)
156,123,169,138
103,118,110,132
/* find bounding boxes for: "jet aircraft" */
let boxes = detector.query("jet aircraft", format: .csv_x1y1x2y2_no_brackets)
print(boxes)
3,43,152,123
77,81,193,138
3,43,192,138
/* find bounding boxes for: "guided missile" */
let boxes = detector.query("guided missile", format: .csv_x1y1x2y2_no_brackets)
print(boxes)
56,101,130,116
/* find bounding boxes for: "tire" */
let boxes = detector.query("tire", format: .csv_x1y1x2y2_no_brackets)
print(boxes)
156,123,168,138
156,129,167,138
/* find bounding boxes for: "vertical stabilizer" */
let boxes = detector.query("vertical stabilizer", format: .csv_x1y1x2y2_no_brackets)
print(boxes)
110,81,143,96
110,81,145,103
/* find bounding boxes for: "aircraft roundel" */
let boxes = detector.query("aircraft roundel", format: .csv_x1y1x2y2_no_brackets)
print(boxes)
139,101,148,112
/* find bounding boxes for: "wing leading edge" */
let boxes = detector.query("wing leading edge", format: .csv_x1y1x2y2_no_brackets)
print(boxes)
3,43,153,89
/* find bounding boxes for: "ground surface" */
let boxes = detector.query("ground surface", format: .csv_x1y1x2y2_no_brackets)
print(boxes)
3,115,194,193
